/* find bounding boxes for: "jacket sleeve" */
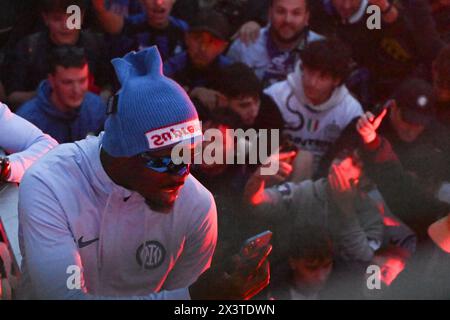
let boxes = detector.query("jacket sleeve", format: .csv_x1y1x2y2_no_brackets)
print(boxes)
161,192,218,290
334,195,384,262
360,135,450,238
0,103,58,183
18,172,191,300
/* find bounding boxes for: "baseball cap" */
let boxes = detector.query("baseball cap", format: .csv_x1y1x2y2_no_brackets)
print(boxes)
188,9,231,41
394,78,436,126
102,46,202,157
428,214,450,253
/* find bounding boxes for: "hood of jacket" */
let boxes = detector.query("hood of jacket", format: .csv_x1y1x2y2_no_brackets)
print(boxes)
287,63,351,113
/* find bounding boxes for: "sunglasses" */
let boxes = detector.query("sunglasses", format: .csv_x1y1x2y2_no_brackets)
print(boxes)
141,153,190,176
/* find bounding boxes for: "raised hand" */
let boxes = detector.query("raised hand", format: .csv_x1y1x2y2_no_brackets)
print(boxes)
356,107,388,144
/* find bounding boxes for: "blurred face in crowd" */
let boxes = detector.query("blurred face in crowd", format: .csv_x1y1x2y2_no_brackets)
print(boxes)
185,31,228,68
198,123,233,176
43,10,82,45
101,145,192,214
289,256,333,292
372,253,406,287
330,153,363,189
389,104,425,143
301,65,340,106
332,0,362,20
229,95,261,127
49,64,89,112
142,0,176,29
269,0,310,45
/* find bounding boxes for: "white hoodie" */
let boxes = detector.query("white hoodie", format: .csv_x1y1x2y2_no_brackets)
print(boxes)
18,134,217,300
0,103,57,182
264,64,363,170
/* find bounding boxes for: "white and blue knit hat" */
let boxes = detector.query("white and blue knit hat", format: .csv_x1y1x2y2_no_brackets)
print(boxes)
102,46,201,157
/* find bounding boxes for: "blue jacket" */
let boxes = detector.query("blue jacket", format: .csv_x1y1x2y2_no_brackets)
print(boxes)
16,81,107,144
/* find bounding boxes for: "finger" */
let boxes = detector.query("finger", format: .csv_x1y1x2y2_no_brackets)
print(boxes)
279,161,293,171
243,261,270,300
373,108,388,128
328,169,339,191
277,168,292,180
335,165,351,191
278,151,297,161
239,244,272,276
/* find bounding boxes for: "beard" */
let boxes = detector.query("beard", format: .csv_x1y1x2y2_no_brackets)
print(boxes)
270,24,306,45
145,197,174,214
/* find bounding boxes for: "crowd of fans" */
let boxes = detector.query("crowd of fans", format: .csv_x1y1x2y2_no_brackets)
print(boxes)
0,0,450,299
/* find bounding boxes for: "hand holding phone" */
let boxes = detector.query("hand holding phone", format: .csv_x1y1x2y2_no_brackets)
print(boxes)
240,230,273,259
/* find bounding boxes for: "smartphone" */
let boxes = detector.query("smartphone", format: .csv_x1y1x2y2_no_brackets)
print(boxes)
372,99,394,118
240,231,273,259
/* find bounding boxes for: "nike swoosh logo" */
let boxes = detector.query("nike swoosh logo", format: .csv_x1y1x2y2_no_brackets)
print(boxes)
78,236,99,249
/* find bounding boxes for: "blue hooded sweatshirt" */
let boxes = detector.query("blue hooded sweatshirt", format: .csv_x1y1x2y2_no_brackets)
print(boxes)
16,80,107,144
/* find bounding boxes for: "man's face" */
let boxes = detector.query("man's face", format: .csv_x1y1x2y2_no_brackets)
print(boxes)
198,123,233,176
49,64,89,111
185,31,228,68
302,66,340,106
121,146,191,213
289,257,333,291
142,0,175,29
372,254,406,287
43,11,82,45
269,0,310,44
389,105,425,143
332,0,362,20
229,96,261,127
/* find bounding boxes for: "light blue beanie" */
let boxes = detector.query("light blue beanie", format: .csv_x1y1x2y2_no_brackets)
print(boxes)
102,46,201,157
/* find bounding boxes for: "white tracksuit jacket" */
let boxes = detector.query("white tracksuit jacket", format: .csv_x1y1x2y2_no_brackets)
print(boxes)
18,134,217,300
0,102,57,182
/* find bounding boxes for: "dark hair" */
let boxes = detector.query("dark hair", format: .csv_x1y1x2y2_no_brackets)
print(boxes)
41,0,87,14
48,46,88,74
288,225,333,262
300,38,353,83
270,0,312,11
434,44,450,90
217,63,262,99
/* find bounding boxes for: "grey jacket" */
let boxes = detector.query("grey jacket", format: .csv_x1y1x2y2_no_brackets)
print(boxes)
255,179,383,263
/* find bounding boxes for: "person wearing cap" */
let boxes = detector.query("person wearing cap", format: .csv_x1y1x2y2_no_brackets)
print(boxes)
356,84,450,241
227,0,323,88
371,78,450,185
17,47,270,300
107,0,188,62
164,9,232,113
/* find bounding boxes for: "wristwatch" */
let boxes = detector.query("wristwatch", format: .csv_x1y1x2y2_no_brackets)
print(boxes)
0,157,11,182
